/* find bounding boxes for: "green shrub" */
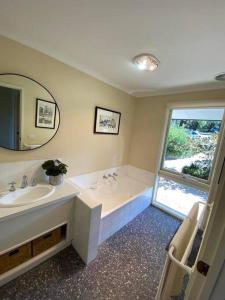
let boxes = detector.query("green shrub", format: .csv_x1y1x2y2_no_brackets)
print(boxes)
166,122,219,159
182,160,211,180
166,125,192,158
191,134,218,157
174,119,222,132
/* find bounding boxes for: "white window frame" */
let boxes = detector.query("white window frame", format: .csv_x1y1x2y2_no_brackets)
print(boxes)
152,101,225,219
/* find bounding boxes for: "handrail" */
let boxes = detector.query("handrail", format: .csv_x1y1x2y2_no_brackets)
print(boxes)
168,201,213,274
168,246,193,274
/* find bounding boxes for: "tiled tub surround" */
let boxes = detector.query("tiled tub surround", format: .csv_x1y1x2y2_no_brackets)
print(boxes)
68,165,155,243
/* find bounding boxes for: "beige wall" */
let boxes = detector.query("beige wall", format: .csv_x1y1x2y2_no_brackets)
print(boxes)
0,35,135,175
1,35,225,177
129,90,225,173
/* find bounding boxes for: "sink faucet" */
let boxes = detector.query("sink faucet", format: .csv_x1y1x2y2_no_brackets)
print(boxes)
8,181,16,192
21,175,28,188
30,177,37,186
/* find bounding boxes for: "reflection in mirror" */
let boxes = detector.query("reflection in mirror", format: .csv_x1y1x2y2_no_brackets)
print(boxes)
0,74,60,151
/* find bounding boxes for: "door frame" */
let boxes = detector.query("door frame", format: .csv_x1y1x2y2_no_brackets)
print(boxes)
0,80,23,149
152,101,225,219
184,130,225,299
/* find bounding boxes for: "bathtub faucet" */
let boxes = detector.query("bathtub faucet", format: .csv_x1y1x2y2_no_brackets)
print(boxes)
108,173,117,180
103,175,108,180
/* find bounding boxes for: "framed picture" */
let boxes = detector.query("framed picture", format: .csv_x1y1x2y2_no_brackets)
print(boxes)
35,99,56,129
94,106,121,134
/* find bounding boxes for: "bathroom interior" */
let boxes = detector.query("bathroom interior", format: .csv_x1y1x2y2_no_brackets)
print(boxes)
0,1,225,300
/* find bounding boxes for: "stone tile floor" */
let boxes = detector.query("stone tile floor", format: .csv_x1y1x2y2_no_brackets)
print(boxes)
0,206,180,300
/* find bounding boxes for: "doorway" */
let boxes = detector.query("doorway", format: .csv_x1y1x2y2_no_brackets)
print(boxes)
153,107,225,218
0,85,21,150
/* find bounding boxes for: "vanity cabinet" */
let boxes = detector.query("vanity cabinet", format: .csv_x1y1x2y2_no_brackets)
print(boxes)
0,187,101,286
0,199,74,286
0,225,66,275
0,200,74,254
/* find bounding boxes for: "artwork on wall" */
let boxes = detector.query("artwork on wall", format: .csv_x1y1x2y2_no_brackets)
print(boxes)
35,98,56,129
94,106,121,134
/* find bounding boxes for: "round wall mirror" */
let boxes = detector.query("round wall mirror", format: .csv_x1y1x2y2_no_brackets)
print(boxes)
0,73,60,151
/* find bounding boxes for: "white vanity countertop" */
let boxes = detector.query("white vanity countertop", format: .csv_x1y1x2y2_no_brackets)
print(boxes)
0,182,79,223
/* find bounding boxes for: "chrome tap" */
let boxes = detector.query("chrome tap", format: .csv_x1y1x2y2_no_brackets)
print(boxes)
21,175,28,188
108,174,117,180
30,177,37,186
8,181,16,192
103,175,108,180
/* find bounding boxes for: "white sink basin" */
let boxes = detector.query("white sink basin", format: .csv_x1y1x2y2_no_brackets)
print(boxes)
0,184,55,207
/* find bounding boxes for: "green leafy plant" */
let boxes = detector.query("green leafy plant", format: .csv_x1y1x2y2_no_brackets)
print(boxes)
182,160,211,180
166,124,192,158
191,134,218,158
166,122,219,160
42,159,68,176
173,119,221,132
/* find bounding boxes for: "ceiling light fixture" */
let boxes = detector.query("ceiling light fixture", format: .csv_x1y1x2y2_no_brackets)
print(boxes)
133,53,159,71
215,73,225,81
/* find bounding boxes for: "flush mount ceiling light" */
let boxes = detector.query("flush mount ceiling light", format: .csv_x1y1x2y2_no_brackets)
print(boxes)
133,53,160,71
215,73,225,81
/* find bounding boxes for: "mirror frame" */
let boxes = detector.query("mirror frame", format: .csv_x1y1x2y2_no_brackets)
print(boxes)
0,73,60,151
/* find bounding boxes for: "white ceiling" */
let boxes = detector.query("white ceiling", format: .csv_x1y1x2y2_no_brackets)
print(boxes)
0,0,225,97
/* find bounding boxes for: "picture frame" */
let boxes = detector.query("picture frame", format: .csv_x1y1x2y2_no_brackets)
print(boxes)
35,98,56,129
94,106,121,135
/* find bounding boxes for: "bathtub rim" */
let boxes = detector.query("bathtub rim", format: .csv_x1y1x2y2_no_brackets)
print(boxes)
100,186,153,218
68,177,153,219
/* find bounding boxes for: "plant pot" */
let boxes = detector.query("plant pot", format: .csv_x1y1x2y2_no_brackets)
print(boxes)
49,174,63,186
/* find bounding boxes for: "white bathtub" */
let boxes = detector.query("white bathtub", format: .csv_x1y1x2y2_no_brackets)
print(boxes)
68,165,155,244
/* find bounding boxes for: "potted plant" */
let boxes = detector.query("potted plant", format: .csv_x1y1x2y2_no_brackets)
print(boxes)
42,159,68,186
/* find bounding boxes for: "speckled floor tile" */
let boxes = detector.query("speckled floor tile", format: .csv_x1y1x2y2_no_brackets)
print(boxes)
0,206,180,300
